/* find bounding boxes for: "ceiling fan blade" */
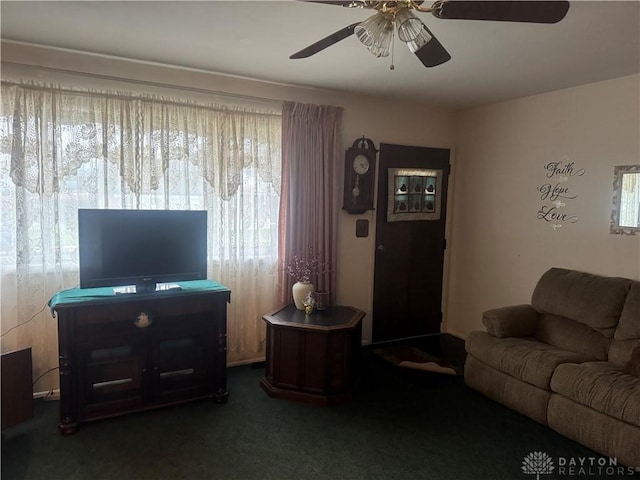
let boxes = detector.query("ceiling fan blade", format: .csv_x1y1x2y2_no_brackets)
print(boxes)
414,26,451,67
290,23,360,59
435,1,570,23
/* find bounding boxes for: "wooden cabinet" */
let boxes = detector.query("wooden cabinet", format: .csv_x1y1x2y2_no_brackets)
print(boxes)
50,281,230,433
1,348,33,429
260,305,364,406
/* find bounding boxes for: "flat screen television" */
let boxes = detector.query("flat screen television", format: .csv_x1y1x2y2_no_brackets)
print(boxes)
78,209,207,294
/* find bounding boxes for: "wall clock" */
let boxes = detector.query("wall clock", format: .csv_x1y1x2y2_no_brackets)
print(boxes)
342,137,377,214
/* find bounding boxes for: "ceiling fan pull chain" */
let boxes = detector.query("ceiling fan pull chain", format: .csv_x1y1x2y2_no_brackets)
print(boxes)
390,27,396,70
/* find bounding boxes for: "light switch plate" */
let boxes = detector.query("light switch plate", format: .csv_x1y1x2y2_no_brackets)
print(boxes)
356,219,369,238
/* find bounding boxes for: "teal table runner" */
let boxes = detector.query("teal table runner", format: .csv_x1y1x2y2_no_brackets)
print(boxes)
49,280,230,312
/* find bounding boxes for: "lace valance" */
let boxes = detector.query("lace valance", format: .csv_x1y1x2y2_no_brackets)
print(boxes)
0,82,282,200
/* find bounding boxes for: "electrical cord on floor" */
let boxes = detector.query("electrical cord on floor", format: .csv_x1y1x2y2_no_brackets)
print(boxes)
32,366,59,387
32,366,61,401
1,290,76,400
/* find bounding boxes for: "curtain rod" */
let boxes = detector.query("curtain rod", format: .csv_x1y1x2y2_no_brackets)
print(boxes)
1,60,284,107
1,80,283,119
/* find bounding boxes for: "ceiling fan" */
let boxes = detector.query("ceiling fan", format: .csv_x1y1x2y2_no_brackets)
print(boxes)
290,1,570,68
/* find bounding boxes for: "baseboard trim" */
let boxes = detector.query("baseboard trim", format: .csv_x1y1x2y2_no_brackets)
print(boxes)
443,329,467,340
227,357,265,368
33,389,60,400
370,332,441,347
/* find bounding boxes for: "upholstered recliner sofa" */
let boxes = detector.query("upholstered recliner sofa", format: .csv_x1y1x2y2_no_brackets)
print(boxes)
464,267,640,467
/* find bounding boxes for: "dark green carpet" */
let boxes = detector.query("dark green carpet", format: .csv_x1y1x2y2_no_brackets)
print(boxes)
2,351,638,480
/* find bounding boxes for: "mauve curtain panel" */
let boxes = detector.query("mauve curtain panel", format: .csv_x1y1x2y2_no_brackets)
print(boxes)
278,101,343,305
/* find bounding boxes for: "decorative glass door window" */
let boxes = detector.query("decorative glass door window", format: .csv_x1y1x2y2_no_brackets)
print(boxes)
387,168,443,222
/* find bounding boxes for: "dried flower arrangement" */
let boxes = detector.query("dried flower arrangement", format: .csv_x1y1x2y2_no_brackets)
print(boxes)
284,249,330,284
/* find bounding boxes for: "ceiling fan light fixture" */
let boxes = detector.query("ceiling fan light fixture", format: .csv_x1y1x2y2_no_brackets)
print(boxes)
395,8,421,42
403,25,432,52
292,0,571,69
355,12,394,57
395,7,432,53
368,28,393,57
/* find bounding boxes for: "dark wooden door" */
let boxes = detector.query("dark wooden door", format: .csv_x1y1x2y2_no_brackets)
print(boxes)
372,143,450,343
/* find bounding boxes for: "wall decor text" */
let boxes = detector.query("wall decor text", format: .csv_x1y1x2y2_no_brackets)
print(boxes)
536,159,585,230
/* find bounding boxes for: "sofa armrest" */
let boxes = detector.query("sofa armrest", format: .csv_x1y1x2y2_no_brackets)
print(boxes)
482,304,539,338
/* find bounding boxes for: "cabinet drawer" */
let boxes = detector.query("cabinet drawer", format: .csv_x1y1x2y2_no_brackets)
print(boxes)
75,312,213,341
65,295,223,327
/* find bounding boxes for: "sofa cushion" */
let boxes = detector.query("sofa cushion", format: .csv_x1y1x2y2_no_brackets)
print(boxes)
615,281,640,340
550,362,640,428
609,338,640,367
548,395,640,469
482,304,538,338
625,346,640,377
466,331,592,390
531,268,631,337
464,355,551,425
535,314,610,361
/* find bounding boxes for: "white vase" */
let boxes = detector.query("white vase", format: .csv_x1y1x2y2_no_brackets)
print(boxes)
292,281,314,310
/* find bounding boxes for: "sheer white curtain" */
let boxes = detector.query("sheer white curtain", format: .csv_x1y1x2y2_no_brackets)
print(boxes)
0,82,282,391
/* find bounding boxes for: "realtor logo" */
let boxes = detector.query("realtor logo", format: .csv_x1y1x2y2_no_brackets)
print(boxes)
522,452,638,477
522,451,555,479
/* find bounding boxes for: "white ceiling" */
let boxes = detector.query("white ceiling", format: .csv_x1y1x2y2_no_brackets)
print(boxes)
1,1,639,109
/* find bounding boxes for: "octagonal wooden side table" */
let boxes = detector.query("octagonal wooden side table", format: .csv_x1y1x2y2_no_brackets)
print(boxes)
260,304,364,406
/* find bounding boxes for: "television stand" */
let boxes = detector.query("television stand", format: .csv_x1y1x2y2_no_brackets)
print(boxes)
49,280,230,434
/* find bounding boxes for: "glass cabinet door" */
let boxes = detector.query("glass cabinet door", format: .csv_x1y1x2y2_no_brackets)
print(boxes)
78,338,148,417
153,326,215,402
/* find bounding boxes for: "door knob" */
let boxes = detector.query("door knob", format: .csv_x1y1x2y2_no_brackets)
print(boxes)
377,244,385,252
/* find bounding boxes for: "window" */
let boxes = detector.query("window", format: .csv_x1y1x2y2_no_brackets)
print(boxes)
1,81,282,368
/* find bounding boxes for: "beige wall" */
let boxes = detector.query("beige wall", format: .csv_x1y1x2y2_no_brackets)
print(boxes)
446,74,640,339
